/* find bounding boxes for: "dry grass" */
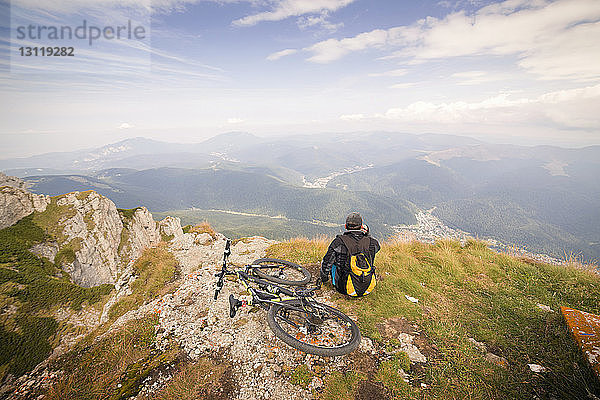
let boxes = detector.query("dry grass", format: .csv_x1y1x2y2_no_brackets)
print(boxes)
562,251,599,275
266,236,330,265
188,222,217,239
152,358,235,400
45,315,161,400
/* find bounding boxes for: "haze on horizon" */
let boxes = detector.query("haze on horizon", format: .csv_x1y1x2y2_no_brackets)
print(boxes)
1,0,599,158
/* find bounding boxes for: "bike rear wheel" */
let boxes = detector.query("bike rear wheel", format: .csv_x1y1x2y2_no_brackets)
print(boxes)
252,258,311,286
267,299,361,357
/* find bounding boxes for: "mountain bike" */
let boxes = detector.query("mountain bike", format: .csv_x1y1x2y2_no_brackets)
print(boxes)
214,239,361,357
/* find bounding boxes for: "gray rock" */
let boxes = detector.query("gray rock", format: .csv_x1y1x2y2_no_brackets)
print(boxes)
121,207,161,261
0,174,50,229
170,233,197,251
310,377,324,390
159,216,183,239
397,332,427,363
527,363,547,373
44,192,161,287
467,337,487,353
29,241,60,263
56,191,124,287
0,172,27,189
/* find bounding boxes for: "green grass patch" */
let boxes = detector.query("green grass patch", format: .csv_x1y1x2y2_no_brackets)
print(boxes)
0,315,58,376
268,238,600,399
32,198,75,244
160,233,174,242
289,364,313,389
320,371,364,400
54,238,83,267
0,214,113,378
375,353,414,397
118,207,141,222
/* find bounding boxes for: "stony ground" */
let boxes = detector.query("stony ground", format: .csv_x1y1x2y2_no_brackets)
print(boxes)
154,233,318,399
111,232,353,400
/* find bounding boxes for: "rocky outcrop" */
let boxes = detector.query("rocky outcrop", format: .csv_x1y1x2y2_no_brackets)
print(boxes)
0,173,50,229
54,199,170,287
55,191,124,288
120,207,161,263
0,172,180,288
26,192,176,287
0,173,27,189
158,216,183,239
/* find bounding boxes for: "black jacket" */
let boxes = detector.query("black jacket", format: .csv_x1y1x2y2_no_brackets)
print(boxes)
320,231,380,282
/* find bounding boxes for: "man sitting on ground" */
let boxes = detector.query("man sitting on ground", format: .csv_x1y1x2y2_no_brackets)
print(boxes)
320,212,380,297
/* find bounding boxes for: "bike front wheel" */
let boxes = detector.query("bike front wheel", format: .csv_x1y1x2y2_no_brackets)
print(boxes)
267,300,361,357
252,258,311,286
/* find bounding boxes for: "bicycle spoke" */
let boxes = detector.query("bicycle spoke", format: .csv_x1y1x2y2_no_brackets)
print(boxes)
273,305,354,349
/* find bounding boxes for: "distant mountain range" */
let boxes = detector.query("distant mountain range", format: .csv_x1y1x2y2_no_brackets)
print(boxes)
3,132,599,262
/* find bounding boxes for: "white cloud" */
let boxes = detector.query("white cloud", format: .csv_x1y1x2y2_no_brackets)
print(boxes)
11,0,158,14
296,11,343,32
233,0,354,26
227,118,244,124
389,82,418,89
303,0,600,81
368,68,408,77
11,0,352,30
451,71,486,79
305,28,397,63
266,48,298,61
342,84,600,129
450,70,502,85
118,122,134,129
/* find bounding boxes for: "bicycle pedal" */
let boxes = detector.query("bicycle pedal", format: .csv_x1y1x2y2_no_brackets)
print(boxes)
229,294,242,318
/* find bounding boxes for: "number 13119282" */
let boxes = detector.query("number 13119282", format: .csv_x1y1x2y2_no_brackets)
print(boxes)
19,47,75,56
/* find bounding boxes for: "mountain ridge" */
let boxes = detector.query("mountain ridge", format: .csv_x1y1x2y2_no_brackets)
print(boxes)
4,133,599,263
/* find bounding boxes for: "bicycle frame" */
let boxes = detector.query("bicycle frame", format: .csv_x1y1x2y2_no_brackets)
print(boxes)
213,239,361,356
214,239,322,318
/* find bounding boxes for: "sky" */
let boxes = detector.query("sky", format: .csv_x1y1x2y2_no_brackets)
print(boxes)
0,0,599,158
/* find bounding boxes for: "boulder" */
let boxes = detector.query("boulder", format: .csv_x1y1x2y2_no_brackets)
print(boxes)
159,216,183,239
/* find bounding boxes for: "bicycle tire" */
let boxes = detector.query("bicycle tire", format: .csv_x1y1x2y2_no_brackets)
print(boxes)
252,258,311,286
267,299,361,357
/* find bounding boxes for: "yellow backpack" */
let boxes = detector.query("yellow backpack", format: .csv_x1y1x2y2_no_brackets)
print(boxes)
338,235,376,297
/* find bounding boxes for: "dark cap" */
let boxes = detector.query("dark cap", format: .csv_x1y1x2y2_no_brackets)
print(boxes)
345,212,362,230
